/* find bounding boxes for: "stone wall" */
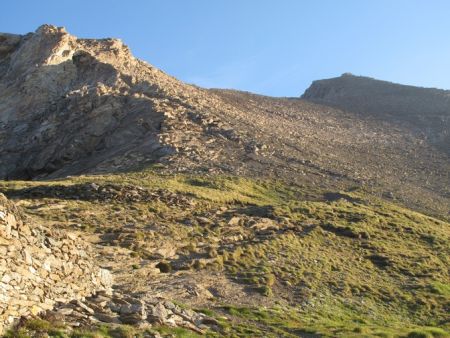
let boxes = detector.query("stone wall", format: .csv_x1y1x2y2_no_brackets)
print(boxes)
0,193,112,334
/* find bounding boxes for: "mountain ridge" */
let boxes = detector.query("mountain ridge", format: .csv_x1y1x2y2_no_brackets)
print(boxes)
0,25,448,219
307,72,450,92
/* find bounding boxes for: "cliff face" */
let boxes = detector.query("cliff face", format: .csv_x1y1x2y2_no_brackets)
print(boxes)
302,73,450,152
0,193,111,334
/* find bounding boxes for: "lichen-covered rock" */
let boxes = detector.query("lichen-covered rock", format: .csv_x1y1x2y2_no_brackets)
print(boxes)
0,193,112,334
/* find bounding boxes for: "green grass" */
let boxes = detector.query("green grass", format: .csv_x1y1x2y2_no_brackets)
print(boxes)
1,170,449,338
3,319,208,338
216,195,449,329
153,326,202,338
429,282,450,297
215,305,450,338
7,317,448,338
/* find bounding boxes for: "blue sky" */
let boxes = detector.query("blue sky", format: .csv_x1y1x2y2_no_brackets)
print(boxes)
2,0,450,96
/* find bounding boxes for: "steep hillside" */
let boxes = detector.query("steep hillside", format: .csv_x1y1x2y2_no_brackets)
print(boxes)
210,89,449,219
0,25,448,218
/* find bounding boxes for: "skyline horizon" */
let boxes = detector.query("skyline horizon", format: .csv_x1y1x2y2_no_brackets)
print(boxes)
2,1,450,96
3,23,450,97
4,22,450,97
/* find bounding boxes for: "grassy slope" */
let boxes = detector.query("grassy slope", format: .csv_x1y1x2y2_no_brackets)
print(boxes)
1,169,449,338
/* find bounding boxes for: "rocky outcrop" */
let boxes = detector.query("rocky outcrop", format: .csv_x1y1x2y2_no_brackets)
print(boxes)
0,193,112,334
46,292,217,334
0,25,252,180
0,25,173,179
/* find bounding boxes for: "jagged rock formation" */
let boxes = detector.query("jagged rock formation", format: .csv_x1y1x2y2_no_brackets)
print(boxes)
302,73,450,153
0,25,449,218
0,193,112,334
0,24,261,181
0,25,174,179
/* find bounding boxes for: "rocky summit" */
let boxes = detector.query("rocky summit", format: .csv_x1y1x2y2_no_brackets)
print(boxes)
302,73,450,154
0,25,449,338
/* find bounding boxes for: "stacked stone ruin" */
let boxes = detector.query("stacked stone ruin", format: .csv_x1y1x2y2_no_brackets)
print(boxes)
0,193,112,334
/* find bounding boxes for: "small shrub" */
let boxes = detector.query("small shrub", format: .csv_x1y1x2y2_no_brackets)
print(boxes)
25,319,52,331
207,247,218,258
430,282,450,296
156,261,172,273
406,330,431,338
424,327,449,338
231,247,243,261
259,285,273,297
4,328,31,338
265,273,276,287
193,259,205,270
48,329,67,337
108,325,136,338
373,332,393,338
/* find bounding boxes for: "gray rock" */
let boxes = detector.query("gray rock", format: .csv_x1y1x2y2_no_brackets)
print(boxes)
95,312,121,324
147,302,169,323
